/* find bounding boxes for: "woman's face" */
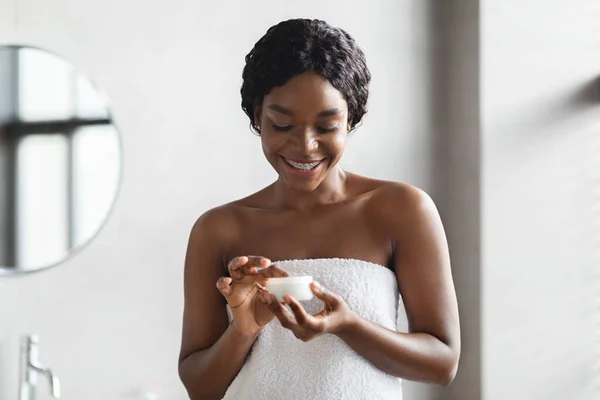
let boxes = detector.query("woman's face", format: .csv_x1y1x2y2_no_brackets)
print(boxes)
255,72,350,192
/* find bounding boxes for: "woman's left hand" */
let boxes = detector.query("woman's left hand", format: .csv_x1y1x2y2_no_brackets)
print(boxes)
260,281,356,341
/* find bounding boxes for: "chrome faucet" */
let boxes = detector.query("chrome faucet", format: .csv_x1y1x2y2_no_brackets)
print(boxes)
19,334,60,400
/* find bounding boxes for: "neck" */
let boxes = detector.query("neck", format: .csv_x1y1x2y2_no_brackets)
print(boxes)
272,166,349,211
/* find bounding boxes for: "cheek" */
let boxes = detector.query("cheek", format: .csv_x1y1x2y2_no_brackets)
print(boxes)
260,137,272,158
330,133,348,154
261,134,285,156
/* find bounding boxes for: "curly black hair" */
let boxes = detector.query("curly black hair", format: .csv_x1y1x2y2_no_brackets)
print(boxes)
241,19,371,134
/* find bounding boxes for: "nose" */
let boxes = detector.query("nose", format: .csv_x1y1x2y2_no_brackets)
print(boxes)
292,129,318,154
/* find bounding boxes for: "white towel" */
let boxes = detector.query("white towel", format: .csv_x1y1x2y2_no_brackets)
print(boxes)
223,258,403,400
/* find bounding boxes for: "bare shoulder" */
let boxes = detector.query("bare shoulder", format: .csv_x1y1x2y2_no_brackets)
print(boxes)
357,173,434,210
374,181,435,213
361,178,440,234
188,203,241,248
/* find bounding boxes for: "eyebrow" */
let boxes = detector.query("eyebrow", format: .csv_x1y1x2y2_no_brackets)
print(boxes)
267,104,342,118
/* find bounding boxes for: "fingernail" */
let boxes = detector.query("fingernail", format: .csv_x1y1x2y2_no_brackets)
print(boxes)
313,281,322,291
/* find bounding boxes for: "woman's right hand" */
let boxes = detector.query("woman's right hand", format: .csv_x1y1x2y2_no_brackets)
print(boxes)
216,256,289,337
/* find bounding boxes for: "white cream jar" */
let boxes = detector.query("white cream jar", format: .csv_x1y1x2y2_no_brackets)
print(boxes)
268,276,314,302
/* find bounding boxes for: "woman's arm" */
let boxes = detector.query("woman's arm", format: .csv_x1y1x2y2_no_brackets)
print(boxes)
337,184,460,385
335,316,457,385
179,324,258,399
178,208,256,399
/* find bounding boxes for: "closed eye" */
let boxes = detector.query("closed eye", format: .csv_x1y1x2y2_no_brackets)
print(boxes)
271,124,338,133
272,124,293,132
317,127,338,133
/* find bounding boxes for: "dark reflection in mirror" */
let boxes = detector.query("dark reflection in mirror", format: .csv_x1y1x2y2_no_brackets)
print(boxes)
0,46,121,274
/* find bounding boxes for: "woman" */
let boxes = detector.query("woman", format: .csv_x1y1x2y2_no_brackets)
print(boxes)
178,18,460,400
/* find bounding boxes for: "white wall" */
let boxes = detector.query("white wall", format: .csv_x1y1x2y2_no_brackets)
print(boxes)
0,1,442,399
481,0,600,399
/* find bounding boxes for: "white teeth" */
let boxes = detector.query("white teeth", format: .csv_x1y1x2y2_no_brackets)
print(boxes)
284,158,322,170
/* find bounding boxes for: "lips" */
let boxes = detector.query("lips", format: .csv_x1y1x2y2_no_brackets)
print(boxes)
281,156,324,170
282,156,323,163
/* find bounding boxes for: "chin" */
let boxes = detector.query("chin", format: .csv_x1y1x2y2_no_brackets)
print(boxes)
282,178,322,192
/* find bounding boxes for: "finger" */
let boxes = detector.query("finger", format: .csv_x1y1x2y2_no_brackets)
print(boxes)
311,281,341,307
244,257,271,275
258,264,290,279
267,295,297,329
216,277,233,298
243,256,271,275
228,256,271,279
284,295,317,327
228,256,249,279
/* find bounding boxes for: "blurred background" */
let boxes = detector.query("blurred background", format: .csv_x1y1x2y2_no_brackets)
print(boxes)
0,0,598,399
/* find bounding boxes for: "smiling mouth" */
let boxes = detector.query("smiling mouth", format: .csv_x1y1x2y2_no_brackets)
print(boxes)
281,156,324,171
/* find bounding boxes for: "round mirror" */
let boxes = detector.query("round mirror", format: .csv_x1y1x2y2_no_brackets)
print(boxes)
0,46,122,276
